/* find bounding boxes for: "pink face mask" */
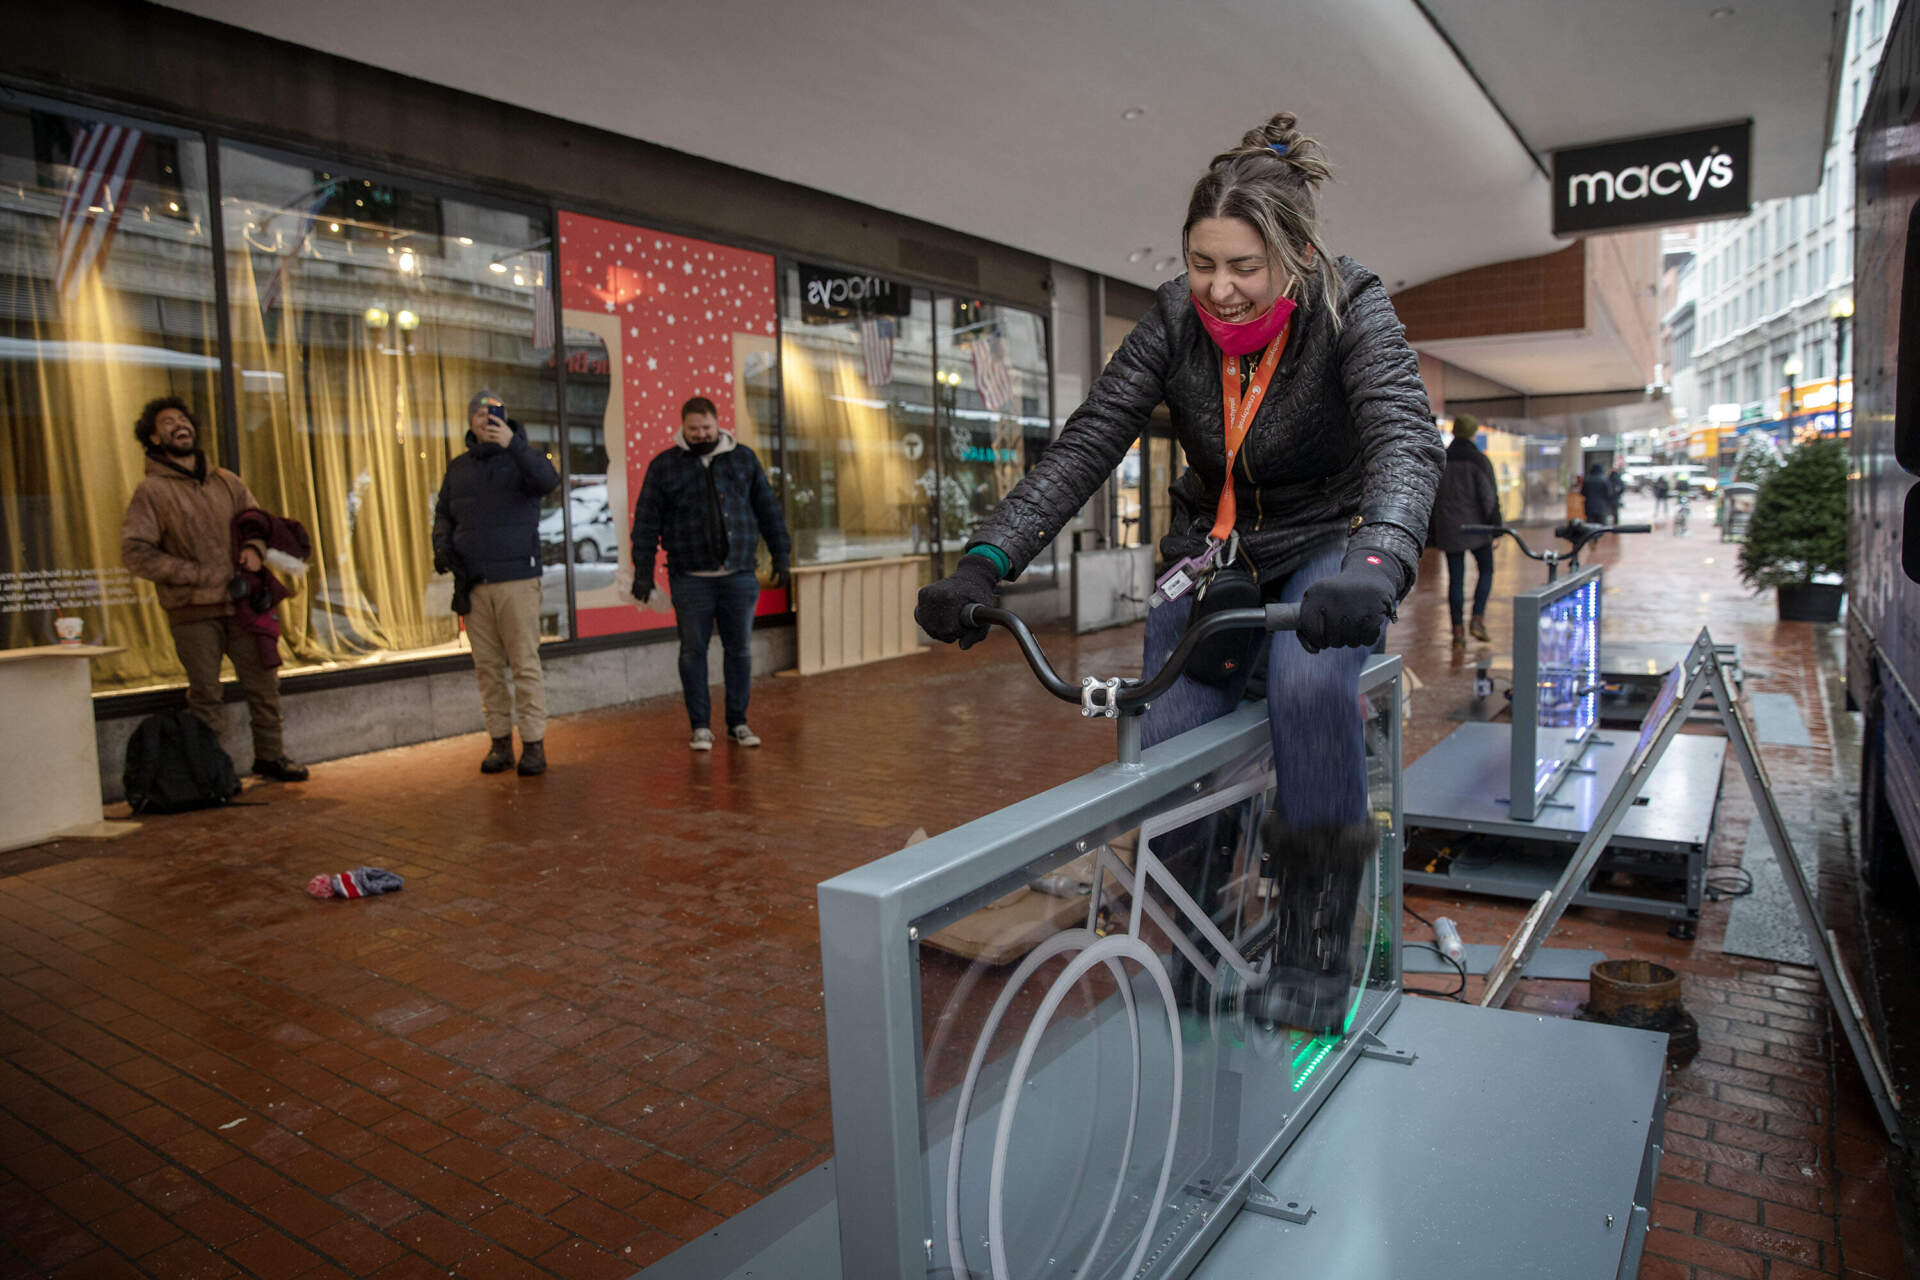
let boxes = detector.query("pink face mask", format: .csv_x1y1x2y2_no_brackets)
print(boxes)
1192,293,1295,357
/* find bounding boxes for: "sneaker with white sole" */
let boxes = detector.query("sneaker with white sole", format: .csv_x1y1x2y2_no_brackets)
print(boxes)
689,728,715,751
729,724,761,747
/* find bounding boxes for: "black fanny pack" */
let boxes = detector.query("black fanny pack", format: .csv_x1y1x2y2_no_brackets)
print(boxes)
1182,564,1262,686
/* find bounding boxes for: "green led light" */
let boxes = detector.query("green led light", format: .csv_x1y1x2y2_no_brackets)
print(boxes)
1291,1039,1336,1091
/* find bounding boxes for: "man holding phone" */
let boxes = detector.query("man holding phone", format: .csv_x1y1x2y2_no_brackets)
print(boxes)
433,389,561,775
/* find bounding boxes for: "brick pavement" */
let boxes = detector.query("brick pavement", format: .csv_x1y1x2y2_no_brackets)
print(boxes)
0,492,1910,1278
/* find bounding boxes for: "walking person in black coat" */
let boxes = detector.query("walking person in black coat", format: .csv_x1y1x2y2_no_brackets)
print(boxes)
1430,414,1501,647
1581,461,1616,525
915,111,1443,1034
433,390,561,776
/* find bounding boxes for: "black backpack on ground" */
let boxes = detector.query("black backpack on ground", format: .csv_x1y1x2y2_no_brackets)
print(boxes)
122,711,242,814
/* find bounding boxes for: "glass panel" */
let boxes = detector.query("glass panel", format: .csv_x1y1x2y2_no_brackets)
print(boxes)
936,298,1052,579
555,211,781,638
548,327,616,603
779,265,935,565
220,143,563,663
1115,442,1144,547
915,743,1389,1279
0,99,220,689
1148,431,1176,557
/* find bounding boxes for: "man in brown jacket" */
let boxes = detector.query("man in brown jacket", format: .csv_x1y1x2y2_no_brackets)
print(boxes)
120,397,308,782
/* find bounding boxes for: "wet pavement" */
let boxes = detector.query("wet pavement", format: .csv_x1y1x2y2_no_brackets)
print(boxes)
0,492,1911,1279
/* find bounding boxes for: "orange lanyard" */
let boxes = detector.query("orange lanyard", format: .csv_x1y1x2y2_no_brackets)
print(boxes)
1209,326,1289,542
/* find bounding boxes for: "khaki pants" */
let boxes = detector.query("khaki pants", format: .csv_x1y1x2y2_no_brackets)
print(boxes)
467,578,547,742
171,616,284,763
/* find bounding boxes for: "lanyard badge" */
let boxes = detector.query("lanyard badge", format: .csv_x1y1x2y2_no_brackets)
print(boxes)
1151,325,1289,609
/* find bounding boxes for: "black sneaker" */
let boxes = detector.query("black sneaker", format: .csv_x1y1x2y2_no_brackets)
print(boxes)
254,757,310,783
515,740,547,776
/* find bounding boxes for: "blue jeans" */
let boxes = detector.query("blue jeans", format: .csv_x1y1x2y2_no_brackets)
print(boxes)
1140,544,1369,830
1445,545,1495,626
671,571,760,729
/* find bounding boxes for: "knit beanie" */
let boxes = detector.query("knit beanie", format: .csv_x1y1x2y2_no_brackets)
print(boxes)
1451,414,1480,441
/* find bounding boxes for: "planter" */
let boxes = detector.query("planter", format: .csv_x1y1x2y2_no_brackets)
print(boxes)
1776,582,1844,622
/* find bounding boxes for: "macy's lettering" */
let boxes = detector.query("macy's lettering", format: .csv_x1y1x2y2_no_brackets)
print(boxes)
806,274,896,308
1566,152,1735,208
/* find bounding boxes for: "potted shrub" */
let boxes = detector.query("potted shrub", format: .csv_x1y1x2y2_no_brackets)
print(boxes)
1736,438,1847,621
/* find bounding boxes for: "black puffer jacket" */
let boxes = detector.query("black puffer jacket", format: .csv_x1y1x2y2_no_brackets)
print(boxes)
431,419,562,584
968,258,1443,593
1429,437,1501,553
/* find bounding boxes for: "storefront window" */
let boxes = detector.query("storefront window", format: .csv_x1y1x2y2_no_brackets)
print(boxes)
219,143,563,665
0,95,221,690
780,265,935,566
555,210,781,638
936,298,1052,579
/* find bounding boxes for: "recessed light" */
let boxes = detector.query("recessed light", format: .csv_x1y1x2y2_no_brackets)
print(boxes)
1709,6,1734,17
1128,247,1152,263
1122,106,1146,121
1152,256,1178,273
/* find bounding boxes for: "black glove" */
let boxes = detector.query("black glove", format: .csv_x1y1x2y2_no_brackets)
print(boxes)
915,553,1000,648
1297,550,1400,653
226,574,251,603
769,561,790,591
433,554,451,576
630,576,651,605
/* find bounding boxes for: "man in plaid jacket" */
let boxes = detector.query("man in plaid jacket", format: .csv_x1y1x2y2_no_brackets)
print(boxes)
630,396,791,751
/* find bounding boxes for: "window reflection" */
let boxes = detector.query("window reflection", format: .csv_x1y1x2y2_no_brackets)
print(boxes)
780,265,935,564
0,98,220,690
220,143,560,661
936,298,1052,579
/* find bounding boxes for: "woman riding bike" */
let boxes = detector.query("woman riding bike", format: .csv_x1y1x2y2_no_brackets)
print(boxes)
916,112,1443,1032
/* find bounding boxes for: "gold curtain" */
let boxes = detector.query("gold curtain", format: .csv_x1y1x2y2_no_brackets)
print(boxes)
0,217,219,690
224,242,496,663
780,333,917,544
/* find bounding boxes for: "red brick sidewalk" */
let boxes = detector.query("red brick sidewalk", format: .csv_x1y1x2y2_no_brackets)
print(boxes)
0,495,1909,1278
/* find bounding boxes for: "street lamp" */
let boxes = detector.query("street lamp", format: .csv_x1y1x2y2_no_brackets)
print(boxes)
1782,353,1802,434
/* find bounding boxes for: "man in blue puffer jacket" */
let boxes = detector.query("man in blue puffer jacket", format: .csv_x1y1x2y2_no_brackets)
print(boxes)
630,395,790,751
433,390,561,776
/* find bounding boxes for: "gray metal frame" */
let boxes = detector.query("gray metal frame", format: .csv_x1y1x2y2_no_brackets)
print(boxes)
1510,564,1604,821
1478,631,1906,1146
816,656,1402,1279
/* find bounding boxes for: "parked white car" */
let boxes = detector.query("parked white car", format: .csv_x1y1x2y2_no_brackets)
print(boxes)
539,485,618,564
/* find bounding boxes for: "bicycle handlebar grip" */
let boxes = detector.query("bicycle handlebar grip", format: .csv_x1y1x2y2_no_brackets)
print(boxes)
1613,523,1653,534
959,602,984,628
1264,602,1301,632
1459,523,1501,533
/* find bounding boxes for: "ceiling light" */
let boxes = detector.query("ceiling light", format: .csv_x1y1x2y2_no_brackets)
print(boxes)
329,222,341,232
488,261,508,274
512,271,526,286
1122,107,1146,121
457,236,474,246
397,250,415,273
167,200,180,213
1152,257,1178,273
1128,247,1151,263
1708,6,1734,16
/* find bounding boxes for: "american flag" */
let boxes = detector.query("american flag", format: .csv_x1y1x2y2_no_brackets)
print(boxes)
970,333,1015,413
257,182,335,318
859,314,896,387
54,122,144,306
530,251,554,351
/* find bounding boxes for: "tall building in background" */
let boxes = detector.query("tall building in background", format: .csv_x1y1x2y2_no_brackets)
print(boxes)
1679,0,1891,460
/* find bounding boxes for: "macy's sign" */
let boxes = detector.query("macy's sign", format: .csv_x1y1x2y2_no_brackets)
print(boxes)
1566,152,1735,208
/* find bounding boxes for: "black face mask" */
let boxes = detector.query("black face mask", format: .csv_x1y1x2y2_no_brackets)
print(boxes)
687,437,718,456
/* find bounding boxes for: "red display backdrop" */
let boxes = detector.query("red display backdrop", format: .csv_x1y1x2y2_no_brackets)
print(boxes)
557,211,784,637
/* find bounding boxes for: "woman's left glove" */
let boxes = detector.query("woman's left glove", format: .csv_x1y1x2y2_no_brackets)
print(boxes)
1297,550,1400,652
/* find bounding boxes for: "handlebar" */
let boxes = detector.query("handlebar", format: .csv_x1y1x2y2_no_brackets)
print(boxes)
960,601,1300,714
1458,519,1649,567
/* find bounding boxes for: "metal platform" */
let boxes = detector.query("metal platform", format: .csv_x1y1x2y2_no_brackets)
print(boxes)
633,996,1669,1280
1405,722,1726,921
